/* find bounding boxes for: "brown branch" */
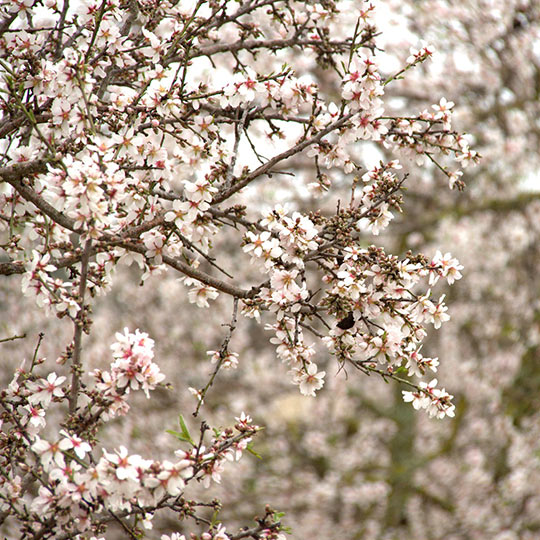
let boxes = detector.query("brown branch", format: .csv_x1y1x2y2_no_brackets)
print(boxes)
1,165,266,299
189,37,351,60
0,160,50,181
116,240,255,298
0,161,79,232
213,112,354,203
0,261,24,276
0,12,17,37
68,239,92,415
0,113,52,139
54,0,71,58
229,521,282,540
0,333,26,343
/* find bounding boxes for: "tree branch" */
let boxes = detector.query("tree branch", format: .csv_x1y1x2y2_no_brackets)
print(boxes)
68,239,92,415
194,297,239,416
0,161,78,232
213,112,354,203
116,240,255,299
189,36,351,60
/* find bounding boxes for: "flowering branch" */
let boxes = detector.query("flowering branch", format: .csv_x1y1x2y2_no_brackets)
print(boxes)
194,297,239,416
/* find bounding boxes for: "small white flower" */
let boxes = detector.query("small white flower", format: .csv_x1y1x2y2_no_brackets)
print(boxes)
297,363,325,396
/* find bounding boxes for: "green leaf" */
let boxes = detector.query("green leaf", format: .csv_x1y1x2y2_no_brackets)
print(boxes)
166,414,195,446
246,442,262,459
178,414,195,444
210,509,220,526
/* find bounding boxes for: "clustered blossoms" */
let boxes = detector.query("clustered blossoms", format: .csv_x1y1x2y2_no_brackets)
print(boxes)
91,328,165,418
163,176,218,252
243,207,325,395
402,378,454,419
320,241,462,417
0,330,261,538
241,165,463,413
306,54,388,174
21,250,80,318
385,94,479,187
321,246,460,415
208,349,240,369
266,317,323,396
356,160,404,235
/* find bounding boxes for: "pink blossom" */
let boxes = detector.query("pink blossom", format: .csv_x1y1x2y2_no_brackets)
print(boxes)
297,363,326,396
186,280,220,308
31,437,66,471
27,373,66,407
58,430,92,460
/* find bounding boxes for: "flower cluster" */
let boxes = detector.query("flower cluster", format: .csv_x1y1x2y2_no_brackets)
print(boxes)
91,328,164,420
27,427,254,523
243,207,328,394
357,160,404,235
208,349,240,369
385,104,479,176
240,177,462,411
342,56,385,113
266,317,324,396
406,41,435,66
164,176,218,247
21,251,79,319
428,250,464,285
402,378,455,419
318,243,461,417
0,330,262,538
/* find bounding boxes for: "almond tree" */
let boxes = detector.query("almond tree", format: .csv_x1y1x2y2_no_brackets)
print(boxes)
0,0,479,538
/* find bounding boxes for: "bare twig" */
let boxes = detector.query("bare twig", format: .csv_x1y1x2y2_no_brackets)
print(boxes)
117,240,255,299
177,232,234,279
189,36,351,60
194,297,239,416
30,332,44,371
224,107,250,190
0,333,26,344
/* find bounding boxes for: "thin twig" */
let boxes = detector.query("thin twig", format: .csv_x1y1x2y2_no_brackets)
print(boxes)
30,332,44,371
194,297,239,416
230,521,282,540
53,0,70,58
118,239,254,298
213,112,354,204
178,232,234,279
0,333,26,344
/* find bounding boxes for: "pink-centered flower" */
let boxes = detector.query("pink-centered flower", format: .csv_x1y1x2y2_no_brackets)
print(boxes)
297,363,325,396
27,373,66,407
